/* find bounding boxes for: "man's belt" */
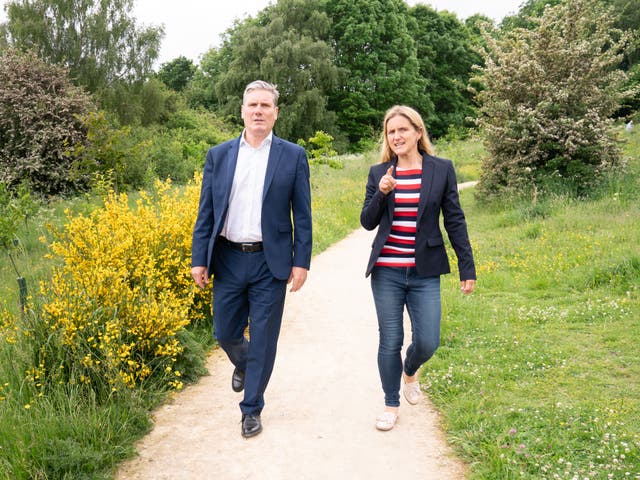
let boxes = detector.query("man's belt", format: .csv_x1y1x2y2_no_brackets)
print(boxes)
218,236,263,252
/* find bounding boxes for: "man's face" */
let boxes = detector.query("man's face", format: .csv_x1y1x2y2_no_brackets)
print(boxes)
241,89,278,139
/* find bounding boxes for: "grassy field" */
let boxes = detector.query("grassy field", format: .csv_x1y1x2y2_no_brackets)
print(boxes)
0,151,376,479
1,130,638,478
430,127,640,478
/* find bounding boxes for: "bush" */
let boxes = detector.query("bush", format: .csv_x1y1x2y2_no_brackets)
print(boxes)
0,49,93,195
37,178,211,398
70,111,152,193
474,0,632,200
298,130,343,168
133,109,237,184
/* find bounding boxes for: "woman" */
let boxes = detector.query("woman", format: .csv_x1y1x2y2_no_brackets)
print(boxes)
360,105,476,431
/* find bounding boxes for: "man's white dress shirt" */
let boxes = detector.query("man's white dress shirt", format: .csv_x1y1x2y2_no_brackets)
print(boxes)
221,131,272,243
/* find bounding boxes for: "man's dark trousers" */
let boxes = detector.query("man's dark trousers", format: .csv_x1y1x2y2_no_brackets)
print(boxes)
212,241,287,415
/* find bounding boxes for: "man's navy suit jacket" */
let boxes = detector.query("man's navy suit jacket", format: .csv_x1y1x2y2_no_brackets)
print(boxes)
360,153,475,280
192,134,312,281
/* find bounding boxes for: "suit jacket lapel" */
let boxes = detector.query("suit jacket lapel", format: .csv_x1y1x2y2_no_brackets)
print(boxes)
217,137,240,217
417,154,435,223
262,136,283,201
225,137,240,190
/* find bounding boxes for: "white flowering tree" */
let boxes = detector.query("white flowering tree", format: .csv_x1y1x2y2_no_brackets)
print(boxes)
474,0,632,199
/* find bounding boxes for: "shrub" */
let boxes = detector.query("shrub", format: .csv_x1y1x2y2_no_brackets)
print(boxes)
134,108,237,184
70,111,152,193
474,0,632,200
0,49,93,195
37,178,210,398
298,130,343,168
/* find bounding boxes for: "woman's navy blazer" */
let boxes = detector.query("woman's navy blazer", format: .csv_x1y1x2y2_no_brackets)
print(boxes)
360,153,476,280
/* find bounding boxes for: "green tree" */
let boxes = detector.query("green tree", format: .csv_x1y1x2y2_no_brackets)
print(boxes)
157,55,196,92
207,0,339,143
500,0,563,31
409,5,481,138
185,48,226,110
0,48,93,195
326,0,424,146
501,0,640,117
2,0,163,93
475,0,631,199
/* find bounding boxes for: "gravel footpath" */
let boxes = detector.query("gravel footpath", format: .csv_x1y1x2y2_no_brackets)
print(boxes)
116,185,476,479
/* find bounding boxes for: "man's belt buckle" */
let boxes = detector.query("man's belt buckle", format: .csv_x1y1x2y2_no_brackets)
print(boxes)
241,243,255,252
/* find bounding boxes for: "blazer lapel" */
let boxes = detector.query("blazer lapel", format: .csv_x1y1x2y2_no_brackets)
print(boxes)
216,137,240,215
224,138,240,191
262,136,284,201
416,154,435,223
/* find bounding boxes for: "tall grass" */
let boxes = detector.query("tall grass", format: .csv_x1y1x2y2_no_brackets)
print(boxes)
428,126,640,478
310,153,375,254
2,127,637,478
0,152,375,479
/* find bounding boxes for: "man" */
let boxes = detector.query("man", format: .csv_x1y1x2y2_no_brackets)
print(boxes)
191,80,312,438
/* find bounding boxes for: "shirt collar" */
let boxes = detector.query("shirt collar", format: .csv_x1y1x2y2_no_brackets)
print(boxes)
240,130,273,149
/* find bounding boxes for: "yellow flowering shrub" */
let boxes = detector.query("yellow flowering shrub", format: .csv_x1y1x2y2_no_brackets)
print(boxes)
39,176,210,392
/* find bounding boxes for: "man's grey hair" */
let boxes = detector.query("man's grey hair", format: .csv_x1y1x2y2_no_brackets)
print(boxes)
243,80,280,106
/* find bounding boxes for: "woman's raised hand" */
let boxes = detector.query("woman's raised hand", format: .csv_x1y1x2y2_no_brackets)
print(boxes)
378,165,396,195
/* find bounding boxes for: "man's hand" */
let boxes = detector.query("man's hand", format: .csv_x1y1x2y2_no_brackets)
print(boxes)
378,165,396,195
191,266,209,289
460,279,475,295
288,267,308,292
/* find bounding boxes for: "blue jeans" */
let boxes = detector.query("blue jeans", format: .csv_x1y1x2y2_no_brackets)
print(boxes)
370,266,441,407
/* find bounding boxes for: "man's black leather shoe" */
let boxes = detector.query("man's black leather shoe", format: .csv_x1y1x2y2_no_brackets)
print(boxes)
232,367,245,392
241,414,262,438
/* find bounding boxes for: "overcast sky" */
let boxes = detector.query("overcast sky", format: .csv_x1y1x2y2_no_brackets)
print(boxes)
1,0,523,66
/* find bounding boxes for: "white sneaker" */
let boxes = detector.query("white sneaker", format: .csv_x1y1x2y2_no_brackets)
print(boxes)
403,380,422,405
375,411,399,431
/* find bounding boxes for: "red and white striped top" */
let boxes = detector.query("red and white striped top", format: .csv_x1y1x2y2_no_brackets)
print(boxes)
375,167,422,268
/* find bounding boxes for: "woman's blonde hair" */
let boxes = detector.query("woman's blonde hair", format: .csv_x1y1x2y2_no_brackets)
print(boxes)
380,105,434,163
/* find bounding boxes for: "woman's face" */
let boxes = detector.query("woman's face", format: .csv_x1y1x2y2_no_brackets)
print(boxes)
386,114,421,158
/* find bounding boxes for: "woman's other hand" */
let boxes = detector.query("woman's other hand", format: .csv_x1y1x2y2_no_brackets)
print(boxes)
460,279,475,295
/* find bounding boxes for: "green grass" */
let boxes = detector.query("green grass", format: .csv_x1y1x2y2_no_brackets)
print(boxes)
2,129,638,478
434,133,486,183
310,152,375,254
426,127,640,478
0,152,376,479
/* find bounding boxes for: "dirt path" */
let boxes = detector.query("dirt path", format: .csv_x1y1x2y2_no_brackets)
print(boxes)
117,217,472,479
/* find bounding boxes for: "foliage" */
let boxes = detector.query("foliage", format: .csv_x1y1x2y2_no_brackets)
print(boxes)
325,0,425,145
425,126,640,478
184,48,226,111
2,0,163,93
157,55,197,92
299,130,339,164
501,0,640,117
69,107,236,192
69,111,152,193
474,0,632,199
133,108,238,185
409,5,481,138
199,0,340,143
0,48,93,196
38,178,211,397
0,182,38,282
